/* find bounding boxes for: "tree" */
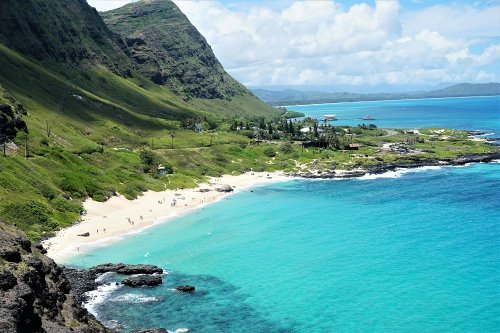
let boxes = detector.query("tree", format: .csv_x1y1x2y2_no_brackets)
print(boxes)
267,123,273,135
289,120,295,136
313,121,319,138
258,118,266,130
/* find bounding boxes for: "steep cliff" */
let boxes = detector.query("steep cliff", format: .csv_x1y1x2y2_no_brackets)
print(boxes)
102,0,249,100
0,222,109,333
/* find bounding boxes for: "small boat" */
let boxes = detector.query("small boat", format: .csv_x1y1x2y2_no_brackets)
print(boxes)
324,114,337,121
362,115,375,120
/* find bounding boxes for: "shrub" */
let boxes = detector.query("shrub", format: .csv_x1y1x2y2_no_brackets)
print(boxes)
32,181,57,200
2,201,51,227
280,142,294,154
263,147,276,157
51,197,83,213
240,130,254,139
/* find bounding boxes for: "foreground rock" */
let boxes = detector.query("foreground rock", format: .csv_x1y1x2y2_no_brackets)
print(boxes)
176,285,195,293
0,221,110,333
91,263,163,275
215,184,233,192
122,275,162,287
62,268,99,304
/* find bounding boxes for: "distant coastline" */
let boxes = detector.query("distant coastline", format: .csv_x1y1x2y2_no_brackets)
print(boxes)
253,83,500,107
281,94,500,108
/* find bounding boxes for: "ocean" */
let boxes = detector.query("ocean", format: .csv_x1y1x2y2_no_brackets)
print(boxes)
66,96,500,333
287,96,500,140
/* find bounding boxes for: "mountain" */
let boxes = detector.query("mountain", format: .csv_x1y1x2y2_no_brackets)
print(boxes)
424,83,500,98
253,83,500,106
0,0,133,76
102,0,248,100
0,0,276,132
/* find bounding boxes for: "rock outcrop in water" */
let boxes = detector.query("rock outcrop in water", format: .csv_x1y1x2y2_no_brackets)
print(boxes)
0,221,110,333
91,263,163,275
122,275,163,287
176,285,195,293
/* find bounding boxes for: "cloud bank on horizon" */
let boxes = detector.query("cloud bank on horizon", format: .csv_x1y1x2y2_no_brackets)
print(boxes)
89,0,499,89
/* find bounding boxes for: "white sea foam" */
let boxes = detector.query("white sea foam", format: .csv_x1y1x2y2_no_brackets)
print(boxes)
358,166,443,180
171,329,189,333
113,293,161,303
94,271,115,283
84,283,122,318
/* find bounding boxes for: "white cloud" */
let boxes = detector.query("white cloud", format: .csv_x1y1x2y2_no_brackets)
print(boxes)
403,4,500,38
173,0,500,87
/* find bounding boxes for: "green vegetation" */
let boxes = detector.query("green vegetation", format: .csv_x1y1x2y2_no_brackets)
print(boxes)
1,114,496,240
0,0,497,243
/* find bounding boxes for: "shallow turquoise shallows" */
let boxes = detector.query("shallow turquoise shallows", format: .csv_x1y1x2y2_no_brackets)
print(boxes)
67,96,500,332
67,162,500,333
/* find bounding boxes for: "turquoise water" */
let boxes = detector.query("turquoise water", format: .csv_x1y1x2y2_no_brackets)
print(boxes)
287,96,500,137
68,163,500,332
66,96,500,332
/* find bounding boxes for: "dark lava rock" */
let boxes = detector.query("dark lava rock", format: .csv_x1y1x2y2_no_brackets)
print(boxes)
122,275,162,287
33,241,47,254
176,285,195,293
0,220,110,332
0,268,17,290
62,268,98,304
215,184,233,192
91,263,163,275
77,232,90,237
0,246,21,262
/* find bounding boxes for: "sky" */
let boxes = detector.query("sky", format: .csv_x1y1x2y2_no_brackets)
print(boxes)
87,0,500,91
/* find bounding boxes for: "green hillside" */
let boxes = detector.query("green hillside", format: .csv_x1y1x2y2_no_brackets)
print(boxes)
0,0,282,239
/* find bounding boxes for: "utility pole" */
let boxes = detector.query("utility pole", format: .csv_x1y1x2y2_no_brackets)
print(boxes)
24,136,28,159
1,136,6,157
170,130,175,149
46,120,51,138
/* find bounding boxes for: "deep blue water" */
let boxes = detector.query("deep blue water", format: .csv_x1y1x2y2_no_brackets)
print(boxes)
66,97,500,332
287,96,500,137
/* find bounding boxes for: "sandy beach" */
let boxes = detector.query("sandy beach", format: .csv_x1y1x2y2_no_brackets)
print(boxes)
43,172,289,263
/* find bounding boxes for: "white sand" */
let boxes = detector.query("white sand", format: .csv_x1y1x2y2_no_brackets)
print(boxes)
43,172,289,263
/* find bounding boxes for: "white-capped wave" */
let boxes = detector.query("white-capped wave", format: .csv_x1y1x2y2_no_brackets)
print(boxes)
84,283,122,318
358,165,443,180
94,271,115,283
113,293,161,303
171,329,189,333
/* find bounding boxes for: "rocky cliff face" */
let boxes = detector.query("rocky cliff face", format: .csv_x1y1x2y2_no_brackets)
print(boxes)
0,222,109,333
102,0,249,100
0,85,27,143
0,0,133,76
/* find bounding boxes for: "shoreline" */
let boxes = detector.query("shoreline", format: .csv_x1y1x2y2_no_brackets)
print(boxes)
43,152,500,263
293,152,500,179
43,171,290,263
280,94,500,108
